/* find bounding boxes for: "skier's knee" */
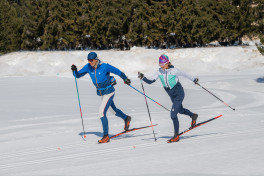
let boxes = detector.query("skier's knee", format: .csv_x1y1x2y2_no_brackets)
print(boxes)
171,111,177,119
99,109,105,117
170,112,178,120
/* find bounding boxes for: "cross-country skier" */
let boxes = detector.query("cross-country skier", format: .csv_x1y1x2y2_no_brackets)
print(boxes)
138,54,199,143
71,52,132,143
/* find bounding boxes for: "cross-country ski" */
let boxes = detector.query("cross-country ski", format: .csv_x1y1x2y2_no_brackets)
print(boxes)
110,124,158,140
168,115,223,143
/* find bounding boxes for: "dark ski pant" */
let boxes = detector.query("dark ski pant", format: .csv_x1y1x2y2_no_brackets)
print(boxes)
99,92,127,135
168,83,193,134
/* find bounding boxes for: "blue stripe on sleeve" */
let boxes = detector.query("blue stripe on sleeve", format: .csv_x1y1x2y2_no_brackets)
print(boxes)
143,77,156,84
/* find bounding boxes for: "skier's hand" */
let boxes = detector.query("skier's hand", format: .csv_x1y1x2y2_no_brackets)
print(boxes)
111,79,117,86
71,64,77,72
193,78,199,84
138,72,144,80
124,78,131,85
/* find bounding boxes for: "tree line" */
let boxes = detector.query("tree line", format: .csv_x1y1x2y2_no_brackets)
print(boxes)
0,0,263,54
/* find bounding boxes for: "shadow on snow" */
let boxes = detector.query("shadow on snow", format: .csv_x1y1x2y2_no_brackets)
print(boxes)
79,131,103,137
158,132,219,140
78,131,151,140
79,131,220,141
256,77,264,83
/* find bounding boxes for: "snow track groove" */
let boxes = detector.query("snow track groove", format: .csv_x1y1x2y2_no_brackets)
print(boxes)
0,127,262,171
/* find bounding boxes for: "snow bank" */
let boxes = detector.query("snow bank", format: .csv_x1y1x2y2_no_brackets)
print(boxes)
0,46,263,77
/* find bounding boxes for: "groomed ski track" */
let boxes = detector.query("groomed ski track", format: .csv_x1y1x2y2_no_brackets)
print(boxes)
0,73,264,175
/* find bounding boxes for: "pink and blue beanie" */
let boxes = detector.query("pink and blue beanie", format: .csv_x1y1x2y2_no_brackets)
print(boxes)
159,54,169,66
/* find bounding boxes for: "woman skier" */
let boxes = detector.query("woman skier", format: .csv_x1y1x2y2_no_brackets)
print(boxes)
71,52,131,143
138,54,198,143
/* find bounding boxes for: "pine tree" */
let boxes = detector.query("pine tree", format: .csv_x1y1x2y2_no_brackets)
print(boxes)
1,0,263,51
0,0,22,53
18,0,46,50
125,0,157,47
40,0,67,50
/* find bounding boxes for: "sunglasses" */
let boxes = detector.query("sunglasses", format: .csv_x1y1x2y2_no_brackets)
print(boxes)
159,62,168,67
88,59,95,62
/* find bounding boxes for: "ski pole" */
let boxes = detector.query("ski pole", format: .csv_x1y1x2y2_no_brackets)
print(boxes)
196,83,235,111
73,74,86,139
129,84,170,112
140,79,157,141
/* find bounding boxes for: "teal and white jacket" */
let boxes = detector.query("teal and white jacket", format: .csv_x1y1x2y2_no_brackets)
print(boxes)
142,65,195,93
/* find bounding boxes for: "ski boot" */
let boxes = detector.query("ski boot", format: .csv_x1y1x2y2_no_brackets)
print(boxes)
167,133,180,143
98,134,110,144
124,116,131,131
191,113,198,128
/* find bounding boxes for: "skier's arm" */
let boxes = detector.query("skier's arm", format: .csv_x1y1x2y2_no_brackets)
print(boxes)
106,64,128,80
142,71,159,84
174,68,195,82
73,65,88,78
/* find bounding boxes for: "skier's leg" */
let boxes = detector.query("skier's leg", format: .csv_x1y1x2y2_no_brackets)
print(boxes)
109,100,131,130
172,117,179,134
109,101,127,120
169,102,181,142
175,84,198,127
178,104,193,117
171,98,183,134
175,83,193,117
99,92,115,135
170,83,187,134
178,104,198,128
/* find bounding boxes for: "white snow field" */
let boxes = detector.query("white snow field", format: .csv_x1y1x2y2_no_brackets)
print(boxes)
0,46,264,176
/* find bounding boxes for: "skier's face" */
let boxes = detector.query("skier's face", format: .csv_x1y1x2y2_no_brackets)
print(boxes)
88,59,98,67
160,63,169,70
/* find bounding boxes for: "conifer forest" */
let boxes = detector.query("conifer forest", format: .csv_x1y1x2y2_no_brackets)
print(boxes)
0,0,263,54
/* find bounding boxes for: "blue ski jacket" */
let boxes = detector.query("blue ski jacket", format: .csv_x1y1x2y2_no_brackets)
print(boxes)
73,61,127,96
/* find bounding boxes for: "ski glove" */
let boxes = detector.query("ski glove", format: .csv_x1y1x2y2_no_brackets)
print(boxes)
124,78,131,85
138,72,144,80
193,78,199,84
71,64,77,71
111,79,117,86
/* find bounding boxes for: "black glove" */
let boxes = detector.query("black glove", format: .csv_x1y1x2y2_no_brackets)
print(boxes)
193,78,199,84
124,78,131,85
71,64,77,72
138,72,144,80
111,80,117,86
111,79,117,86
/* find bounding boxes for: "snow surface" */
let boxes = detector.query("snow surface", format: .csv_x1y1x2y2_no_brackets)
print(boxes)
0,46,264,176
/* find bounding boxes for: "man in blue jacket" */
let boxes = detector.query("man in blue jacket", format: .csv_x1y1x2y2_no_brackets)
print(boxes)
71,52,131,143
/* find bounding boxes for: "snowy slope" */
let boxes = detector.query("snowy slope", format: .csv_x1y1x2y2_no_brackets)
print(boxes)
0,46,264,176
0,46,263,77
